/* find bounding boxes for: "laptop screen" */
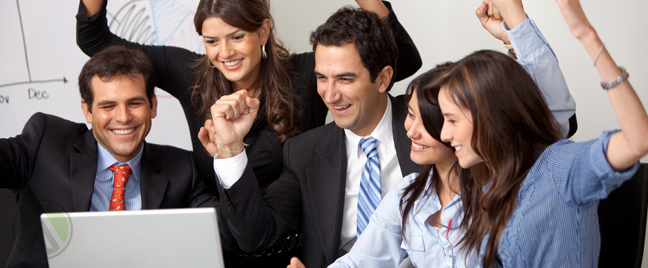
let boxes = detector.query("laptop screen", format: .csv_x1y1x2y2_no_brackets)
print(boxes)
41,207,224,268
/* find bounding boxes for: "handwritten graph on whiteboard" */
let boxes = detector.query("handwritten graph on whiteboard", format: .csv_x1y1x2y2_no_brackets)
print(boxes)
0,0,202,151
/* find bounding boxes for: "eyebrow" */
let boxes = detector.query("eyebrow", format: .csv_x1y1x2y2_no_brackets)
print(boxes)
96,96,147,106
203,29,243,39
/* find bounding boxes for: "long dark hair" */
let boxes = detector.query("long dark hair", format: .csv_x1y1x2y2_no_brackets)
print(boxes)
429,50,562,267
399,63,462,239
191,0,298,144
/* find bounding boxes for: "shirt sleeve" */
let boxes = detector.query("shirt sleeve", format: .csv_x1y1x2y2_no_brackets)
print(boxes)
213,151,248,189
330,175,412,268
505,18,577,138
549,130,640,205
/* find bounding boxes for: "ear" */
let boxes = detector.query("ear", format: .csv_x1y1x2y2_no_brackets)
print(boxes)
81,100,93,124
150,94,158,119
377,65,394,93
259,18,271,46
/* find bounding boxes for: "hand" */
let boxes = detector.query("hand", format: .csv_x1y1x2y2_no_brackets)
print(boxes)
476,1,511,44
355,0,389,19
210,90,261,158
198,119,218,157
554,0,596,40
487,0,526,30
286,257,305,268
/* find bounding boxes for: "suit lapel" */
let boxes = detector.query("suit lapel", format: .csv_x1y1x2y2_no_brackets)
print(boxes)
391,95,422,176
140,143,168,209
305,126,348,263
70,131,99,212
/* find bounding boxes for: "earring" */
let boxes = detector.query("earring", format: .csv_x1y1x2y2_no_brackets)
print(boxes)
207,57,217,69
262,45,267,59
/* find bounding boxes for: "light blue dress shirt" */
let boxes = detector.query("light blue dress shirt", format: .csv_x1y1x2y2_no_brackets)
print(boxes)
330,172,479,268
480,130,638,267
90,143,143,211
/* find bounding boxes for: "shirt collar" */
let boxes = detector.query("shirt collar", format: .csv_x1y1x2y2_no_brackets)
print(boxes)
344,95,395,160
96,142,144,182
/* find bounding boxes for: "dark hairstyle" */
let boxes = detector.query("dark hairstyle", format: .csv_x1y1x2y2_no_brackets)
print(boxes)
428,50,562,268
192,0,297,144
309,6,398,92
399,62,481,250
78,45,156,111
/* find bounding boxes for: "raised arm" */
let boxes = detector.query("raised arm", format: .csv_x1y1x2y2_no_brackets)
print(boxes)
555,0,648,170
360,1,422,82
477,0,577,138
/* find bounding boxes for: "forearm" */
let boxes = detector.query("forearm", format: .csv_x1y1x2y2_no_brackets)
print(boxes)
507,19,576,137
217,165,302,252
383,1,422,82
81,0,103,18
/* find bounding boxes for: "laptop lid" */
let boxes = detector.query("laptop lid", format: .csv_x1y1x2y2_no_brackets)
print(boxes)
40,207,224,268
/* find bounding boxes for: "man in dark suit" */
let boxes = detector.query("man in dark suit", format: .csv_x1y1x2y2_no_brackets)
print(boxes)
0,46,218,267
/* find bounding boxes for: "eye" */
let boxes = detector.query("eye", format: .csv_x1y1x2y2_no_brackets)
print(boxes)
204,39,218,45
232,34,244,41
316,75,327,83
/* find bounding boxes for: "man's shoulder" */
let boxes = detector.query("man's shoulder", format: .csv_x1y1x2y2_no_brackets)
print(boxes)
24,112,89,136
286,121,341,148
144,142,192,159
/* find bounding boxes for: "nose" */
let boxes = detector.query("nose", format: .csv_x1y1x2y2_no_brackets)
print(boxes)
321,82,341,104
114,105,133,123
405,118,419,140
220,41,235,59
440,123,452,143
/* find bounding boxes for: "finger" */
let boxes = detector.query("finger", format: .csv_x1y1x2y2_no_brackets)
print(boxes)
493,5,502,20
476,2,489,23
245,97,261,115
487,1,494,17
198,127,210,148
205,119,217,141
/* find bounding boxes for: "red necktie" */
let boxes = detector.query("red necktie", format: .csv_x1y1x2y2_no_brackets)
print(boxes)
108,164,132,211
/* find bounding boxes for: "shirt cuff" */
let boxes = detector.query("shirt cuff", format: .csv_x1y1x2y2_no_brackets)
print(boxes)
504,18,552,59
590,130,640,180
213,150,248,190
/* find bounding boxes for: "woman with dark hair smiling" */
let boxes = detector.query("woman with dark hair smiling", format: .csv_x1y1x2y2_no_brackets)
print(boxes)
76,0,420,266
432,0,648,267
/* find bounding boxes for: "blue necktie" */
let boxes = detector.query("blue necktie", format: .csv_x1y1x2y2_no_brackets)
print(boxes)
357,137,381,237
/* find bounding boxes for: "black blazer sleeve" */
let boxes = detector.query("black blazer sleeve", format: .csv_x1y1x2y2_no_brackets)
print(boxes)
216,139,303,253
0,113,86,190
383,1,422,82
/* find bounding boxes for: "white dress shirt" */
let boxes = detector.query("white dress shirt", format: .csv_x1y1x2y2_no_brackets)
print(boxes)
340,96,403,251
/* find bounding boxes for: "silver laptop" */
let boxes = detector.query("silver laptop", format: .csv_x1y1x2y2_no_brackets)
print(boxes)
40,207,224,268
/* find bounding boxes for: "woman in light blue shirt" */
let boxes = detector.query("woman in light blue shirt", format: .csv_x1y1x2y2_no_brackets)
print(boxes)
433,0,648,267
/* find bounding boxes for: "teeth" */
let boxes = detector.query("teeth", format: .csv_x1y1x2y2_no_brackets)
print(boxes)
454,145,463,151
412,142,429,149
113,128,135,135
333,104,350,110
223,59,242,66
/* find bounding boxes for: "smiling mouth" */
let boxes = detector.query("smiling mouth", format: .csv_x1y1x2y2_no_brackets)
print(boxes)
333,104,351,110
453,145,463,151
112,128,136,135
223,59,242,66
412,142,430,150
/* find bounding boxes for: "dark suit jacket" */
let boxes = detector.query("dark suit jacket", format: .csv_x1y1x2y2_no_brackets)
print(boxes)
218,95,422,268
0,113,219,268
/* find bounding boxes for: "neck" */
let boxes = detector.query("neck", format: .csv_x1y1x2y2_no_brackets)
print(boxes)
435,157,459,207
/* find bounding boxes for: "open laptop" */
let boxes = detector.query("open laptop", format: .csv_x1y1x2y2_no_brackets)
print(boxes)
40,207,224,268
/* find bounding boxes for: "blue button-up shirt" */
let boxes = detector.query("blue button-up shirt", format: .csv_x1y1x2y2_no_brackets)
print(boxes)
90,143,143,211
